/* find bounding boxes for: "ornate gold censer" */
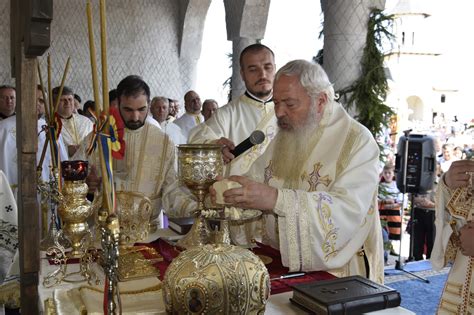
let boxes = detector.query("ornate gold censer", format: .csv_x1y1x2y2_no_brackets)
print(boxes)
57,160,94,258
163,243,270,314
176,144,223,248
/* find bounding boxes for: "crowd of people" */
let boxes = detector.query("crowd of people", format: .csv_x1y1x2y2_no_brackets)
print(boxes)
377,117,473,264
1,43,473,313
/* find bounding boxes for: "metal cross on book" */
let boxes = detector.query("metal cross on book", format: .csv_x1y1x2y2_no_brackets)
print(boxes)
321,286,348,294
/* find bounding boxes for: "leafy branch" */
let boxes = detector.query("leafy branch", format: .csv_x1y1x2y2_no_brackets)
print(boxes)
337,8,395,138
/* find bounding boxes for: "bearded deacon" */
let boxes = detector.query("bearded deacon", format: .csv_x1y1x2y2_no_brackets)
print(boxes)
76,75,195,232
215,60,384,283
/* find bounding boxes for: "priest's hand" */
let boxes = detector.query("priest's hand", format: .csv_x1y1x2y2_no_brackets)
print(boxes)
86,165,102,193
460,221,474,257
221,175,278,213
444,160,474,189
215,137,235,164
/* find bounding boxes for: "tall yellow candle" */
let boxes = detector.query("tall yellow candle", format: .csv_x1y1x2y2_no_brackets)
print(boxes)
47,54,53,122
99,0,110,125
53,57,71,114
37,63,57,168
86,0,101,118
36,63,50,122
98,0,114,214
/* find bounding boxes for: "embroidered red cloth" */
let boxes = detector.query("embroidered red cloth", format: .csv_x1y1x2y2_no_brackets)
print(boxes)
136,239,335,295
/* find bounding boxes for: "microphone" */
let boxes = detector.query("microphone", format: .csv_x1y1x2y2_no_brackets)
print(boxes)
230,130,265,158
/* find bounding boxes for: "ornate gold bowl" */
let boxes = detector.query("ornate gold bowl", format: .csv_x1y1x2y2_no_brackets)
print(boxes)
115,191,152,245
163,244,270,314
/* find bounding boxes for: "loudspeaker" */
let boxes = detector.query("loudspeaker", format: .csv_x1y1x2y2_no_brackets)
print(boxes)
395,134,436,194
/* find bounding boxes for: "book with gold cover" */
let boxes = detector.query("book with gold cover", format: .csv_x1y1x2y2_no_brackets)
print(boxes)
290,275,401,314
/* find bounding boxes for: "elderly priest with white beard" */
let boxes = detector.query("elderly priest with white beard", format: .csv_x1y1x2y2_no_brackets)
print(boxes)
212,60,384,284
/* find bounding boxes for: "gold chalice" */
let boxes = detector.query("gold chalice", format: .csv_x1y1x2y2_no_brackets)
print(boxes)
176,144,223,248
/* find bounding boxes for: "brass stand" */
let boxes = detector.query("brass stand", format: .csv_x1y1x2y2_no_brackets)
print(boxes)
176,214,211,248
42,229,100,288
99,211,121,315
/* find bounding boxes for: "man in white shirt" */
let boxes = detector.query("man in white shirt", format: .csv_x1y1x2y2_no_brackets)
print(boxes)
201,99,218,121
53,86,93,157
174,90,204,140
150,96,185,144
0,85,16,120
0,85,68,196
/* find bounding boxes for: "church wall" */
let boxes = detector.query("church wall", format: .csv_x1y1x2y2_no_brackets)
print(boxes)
0,0,200,106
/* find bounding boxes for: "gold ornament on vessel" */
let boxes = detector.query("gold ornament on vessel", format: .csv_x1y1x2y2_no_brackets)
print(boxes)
92,191,153,245
163,244,270,314
115,191,152,245
176,144,223,248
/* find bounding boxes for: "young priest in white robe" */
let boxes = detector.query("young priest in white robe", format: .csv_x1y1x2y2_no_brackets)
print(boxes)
189,43,277,176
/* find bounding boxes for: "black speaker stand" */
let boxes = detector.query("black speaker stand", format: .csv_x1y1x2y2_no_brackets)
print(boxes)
394,129,429,283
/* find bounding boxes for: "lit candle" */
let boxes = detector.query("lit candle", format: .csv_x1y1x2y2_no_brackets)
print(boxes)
86,0,101,118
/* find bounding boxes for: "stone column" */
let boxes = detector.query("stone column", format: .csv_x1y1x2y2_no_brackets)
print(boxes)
231,37,256,99
321,0,385,92
224,0,270,101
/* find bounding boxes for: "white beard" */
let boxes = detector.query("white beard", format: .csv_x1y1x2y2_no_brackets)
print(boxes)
271,105,321,188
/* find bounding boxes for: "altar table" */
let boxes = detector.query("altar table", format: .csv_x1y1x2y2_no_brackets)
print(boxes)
39,228,414,314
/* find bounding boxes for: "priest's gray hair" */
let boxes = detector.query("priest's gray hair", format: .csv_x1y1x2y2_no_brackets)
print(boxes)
275,60,335,102
150,96,169,107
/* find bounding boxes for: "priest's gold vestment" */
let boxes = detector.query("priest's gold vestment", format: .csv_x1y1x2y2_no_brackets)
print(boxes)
432,176,474,314
246,101,384,283
78,121,195,226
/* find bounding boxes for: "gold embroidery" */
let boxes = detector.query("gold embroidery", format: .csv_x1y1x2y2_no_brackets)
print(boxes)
301,162,332,191
79,283,163,295
439,298,461,314
336,120,359,178
154,133,170,195
238,94,270,111
241,106,276,171
445,281,463,295
367,192,377,216
315,194,338,261
134,124,150,190
460,258,474,314
264,160,274,185
448,187,472,220
8,126,16,139
61,115,81,145
300,194,312,268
